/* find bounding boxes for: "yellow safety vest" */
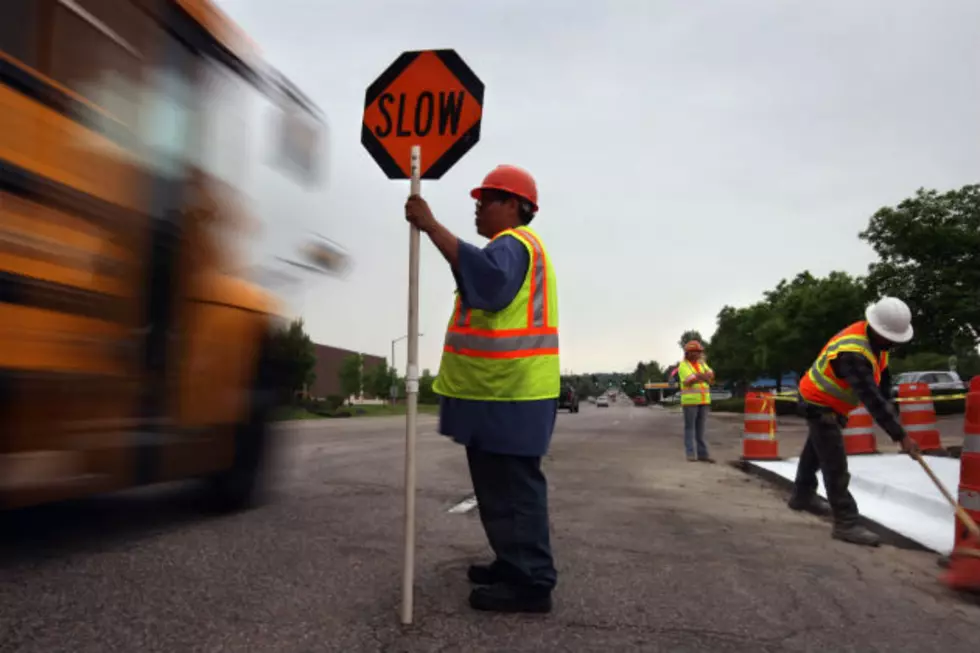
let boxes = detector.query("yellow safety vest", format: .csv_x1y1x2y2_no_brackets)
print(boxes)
433,226,560,401
678,359,712,406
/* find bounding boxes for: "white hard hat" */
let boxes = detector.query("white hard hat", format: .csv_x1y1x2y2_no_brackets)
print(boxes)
865,296,913,343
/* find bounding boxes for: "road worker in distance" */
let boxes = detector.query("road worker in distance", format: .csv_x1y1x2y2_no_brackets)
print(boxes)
678,340,716,463
404,164,559,614
792,296,921,547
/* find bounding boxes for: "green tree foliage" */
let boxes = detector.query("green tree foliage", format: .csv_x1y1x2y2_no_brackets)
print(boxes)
707,271,867,386
338,353,363,404
860,184,980,354
633,360,665,383
418,369,438,405
364,361,395,401
268,318,316,404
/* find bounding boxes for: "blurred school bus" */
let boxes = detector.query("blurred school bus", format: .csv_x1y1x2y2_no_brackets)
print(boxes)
0,0,334,511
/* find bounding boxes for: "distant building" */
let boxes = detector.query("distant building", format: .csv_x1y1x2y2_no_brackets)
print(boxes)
308,343,386,399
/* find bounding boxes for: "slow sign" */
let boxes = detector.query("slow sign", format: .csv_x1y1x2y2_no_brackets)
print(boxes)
361,49,484,179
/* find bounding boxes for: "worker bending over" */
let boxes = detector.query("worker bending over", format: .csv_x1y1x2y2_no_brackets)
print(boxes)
792,296,920,546
404,165,559,614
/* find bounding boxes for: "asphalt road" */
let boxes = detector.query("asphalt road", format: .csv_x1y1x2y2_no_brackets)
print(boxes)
2,402,978,652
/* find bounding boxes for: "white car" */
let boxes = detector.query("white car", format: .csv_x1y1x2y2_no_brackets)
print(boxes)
596,395,609,407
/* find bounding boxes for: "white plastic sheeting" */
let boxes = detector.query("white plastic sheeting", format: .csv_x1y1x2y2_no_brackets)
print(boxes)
751,454,961,555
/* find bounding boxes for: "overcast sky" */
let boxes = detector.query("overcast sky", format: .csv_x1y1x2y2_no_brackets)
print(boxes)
215,0,980,375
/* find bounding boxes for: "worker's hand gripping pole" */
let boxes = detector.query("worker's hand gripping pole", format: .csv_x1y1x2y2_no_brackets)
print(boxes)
401,145,422,626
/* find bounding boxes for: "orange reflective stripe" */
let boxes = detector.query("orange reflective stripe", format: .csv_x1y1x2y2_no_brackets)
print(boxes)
447,326,558,337
499,228,548,328
443,345,559,360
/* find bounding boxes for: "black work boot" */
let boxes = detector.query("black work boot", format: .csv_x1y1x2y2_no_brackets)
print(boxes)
467,563,503,585
469,584,552,614
788,492,831,517
832,522,880,547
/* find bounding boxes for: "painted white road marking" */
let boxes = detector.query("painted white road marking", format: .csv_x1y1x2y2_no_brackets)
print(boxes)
448,496,478,514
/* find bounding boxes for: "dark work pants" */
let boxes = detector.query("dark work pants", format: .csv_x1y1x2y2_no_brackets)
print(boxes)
465,447,557,592
793,408,860,525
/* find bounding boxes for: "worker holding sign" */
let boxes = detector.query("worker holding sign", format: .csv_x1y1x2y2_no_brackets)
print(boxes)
404,164,560,615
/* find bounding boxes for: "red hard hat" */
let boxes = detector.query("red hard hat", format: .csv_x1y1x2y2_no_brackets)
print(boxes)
470,165,538,212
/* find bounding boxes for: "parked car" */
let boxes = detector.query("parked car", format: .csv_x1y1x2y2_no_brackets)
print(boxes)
558,385,580,413
596,395,609,408
890,370,966,399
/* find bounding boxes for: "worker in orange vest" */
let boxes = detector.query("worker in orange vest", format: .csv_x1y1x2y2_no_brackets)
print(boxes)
792,297,920,546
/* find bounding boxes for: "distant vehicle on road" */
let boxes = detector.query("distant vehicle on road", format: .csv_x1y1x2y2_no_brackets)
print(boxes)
891,370,966,399
632,395,648,406
596,395,610,408
558,386,580,413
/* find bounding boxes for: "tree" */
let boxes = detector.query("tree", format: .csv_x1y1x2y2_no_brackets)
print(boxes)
860,184,980,353
364,361,395,402
268,318,316,403
705,270,867,390
633,360,665,383
678,330,706,349
338,353,363,404
418,368,437,404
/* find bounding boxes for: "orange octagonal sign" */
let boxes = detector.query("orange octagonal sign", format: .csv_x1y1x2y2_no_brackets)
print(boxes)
361,49,484,180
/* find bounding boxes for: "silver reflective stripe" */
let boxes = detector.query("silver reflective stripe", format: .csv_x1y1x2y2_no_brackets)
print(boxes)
808,367,857,405
743,413,774,421
904,424,938,433
445,331,559,353
742,433,773,441
842,428,872,436
680,389,708,395
900,403,934,413
960,489,980,512
963,435,980,454
511,228,547,328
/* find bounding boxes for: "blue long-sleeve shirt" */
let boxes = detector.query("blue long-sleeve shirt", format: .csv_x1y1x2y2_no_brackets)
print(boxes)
437,233,558,457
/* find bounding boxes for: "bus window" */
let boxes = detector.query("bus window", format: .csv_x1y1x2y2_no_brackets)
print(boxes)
193,60,250,190
47,0,147,132
0,0,41,68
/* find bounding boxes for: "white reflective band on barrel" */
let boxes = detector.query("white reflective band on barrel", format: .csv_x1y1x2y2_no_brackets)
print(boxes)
900,403,935,412
904,424,937,433
444,331,559,353
851,406,869,415
842,428,872,436
959,489,980,512
964,435,980,454
743,413,774,421
743,432,772,441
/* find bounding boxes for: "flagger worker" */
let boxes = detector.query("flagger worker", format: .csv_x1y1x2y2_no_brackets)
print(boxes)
791,296,921,546
404,164,559,614
678,340,716,463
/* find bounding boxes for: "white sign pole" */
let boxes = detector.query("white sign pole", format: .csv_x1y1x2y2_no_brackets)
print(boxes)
400,144,422,625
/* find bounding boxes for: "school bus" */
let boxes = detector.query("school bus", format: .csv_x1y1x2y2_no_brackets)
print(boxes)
0,0,330,511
